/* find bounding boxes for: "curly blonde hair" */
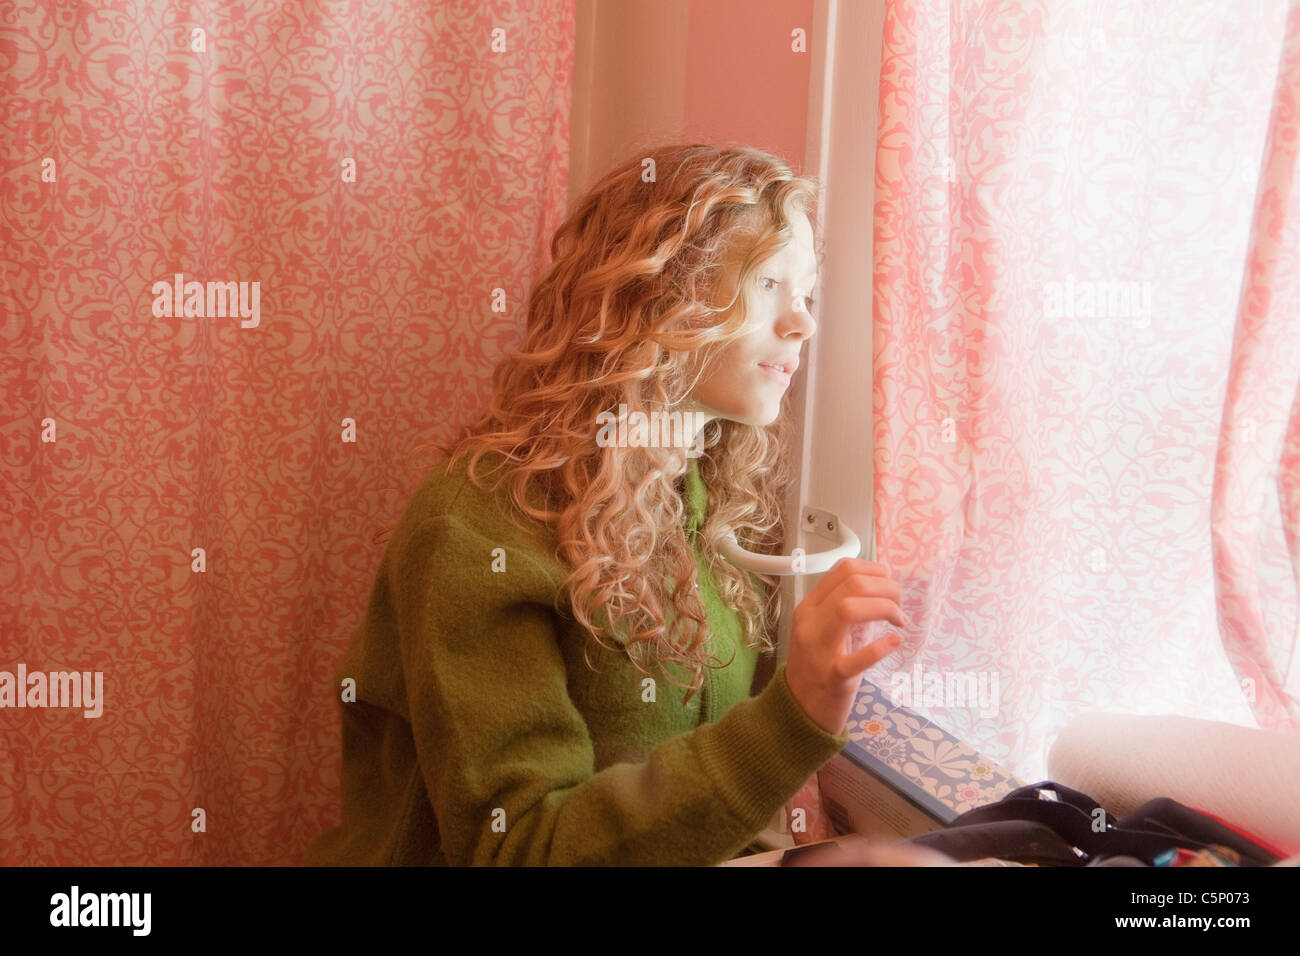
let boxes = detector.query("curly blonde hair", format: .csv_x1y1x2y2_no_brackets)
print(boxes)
418,143,821,704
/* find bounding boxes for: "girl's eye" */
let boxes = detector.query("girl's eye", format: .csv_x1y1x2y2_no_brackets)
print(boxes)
760,277,814,310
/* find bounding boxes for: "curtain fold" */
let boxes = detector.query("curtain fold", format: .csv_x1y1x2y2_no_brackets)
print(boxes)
0,0,574,865
1211,0,1300,730
871,0,1300,785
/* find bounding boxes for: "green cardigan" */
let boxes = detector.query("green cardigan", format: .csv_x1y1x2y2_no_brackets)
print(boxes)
303,454,849,866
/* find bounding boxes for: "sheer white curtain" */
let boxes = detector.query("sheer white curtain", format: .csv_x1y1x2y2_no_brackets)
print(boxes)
863,0,1300,785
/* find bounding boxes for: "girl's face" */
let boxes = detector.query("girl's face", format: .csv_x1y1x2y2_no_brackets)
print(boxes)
686,210,819,432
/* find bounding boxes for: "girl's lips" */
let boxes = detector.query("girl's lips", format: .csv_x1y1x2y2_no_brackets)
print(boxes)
758,362,792,384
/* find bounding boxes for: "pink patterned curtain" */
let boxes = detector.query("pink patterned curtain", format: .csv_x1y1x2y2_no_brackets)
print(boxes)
1,0,573,864
871,0,1300,784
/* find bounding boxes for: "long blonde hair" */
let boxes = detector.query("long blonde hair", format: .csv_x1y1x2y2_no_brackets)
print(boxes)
423,143,821,703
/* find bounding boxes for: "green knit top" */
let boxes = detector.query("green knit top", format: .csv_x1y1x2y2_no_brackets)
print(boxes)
302,453,850,866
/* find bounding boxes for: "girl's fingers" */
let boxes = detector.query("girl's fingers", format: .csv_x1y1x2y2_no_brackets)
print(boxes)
800,558,895,611
832,633,903,680
819,575,903,621
831,595,906,630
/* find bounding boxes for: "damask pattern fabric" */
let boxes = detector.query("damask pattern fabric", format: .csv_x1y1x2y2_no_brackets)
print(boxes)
0,0,574,865
868,0,1300,784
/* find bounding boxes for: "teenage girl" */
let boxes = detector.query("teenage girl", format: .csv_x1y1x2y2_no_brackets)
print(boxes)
303,143,905,866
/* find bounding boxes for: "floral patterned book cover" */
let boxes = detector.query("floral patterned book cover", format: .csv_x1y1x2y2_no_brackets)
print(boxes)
817,679,1023,839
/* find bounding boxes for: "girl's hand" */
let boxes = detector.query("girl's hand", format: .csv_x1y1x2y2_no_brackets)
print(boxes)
785,558,906,735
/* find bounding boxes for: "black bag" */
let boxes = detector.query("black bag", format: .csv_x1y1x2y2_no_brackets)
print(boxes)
900,780,1282,867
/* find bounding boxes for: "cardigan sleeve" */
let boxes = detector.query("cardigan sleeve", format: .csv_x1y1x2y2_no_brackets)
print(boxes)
396,511,850,866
